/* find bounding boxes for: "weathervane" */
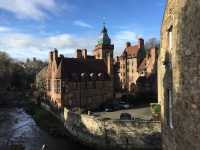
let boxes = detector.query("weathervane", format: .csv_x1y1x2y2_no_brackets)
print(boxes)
103,16,106,26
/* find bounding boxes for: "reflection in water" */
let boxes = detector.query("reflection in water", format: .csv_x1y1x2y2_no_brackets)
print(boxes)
0,108,91,150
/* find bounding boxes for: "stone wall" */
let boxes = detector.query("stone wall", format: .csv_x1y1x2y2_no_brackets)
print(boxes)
159,0,200,150
63,108,161,150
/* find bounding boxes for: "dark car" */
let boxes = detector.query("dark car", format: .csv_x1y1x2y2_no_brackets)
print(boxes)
120,113,132,120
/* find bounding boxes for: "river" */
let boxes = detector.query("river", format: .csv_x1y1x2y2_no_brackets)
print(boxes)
0,108,92,150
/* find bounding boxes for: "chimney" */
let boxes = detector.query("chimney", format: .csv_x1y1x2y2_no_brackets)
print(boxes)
48,51,53,63
126,42,131,48
53,48,58,61
82,49,87,59
117,56,120,62
33,57,36,62
60,54,64,60
138,38,144,49
76,49,82,58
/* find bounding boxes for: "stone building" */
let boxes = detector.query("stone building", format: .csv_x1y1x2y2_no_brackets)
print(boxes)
118,38,157,94
45,26,114,110
136,47,158,96
158,0,200,149
118,38,146,91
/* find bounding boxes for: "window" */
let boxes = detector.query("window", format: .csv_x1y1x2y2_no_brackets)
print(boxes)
168,26,173,50
167,89,173,129
46,79,51,91
54,79,61,93
165,26,173,129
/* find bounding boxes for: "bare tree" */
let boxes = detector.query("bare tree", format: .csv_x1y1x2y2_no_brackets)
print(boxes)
145,38,160,50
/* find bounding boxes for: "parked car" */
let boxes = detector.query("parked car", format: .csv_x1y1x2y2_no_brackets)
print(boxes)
119,101,126,105
122,104,130,109
120,113,132,120
105,108,113,112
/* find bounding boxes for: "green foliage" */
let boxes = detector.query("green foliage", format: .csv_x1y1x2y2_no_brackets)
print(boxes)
23,100,67,137
150,103,161,114
0,51,47,91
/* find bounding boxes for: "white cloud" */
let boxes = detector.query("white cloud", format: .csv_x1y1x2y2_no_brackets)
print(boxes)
113,30,136,52
0,26,145,60
0,0,57,20
73,20,93,29
0,26,12,32
112,30,143,56
0,27,96,60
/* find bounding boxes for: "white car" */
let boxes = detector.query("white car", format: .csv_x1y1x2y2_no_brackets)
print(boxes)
122,104,130,109
105,108,112,112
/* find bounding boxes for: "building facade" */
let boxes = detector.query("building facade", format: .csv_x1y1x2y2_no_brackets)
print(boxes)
45,26,114,110
136,47,158,96
158,0,200,149
118,38,157,94
119,39,146,91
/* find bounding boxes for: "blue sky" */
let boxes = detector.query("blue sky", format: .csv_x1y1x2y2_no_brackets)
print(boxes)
0,0,166,60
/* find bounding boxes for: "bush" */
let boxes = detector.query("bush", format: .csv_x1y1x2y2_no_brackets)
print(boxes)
150,103,161,114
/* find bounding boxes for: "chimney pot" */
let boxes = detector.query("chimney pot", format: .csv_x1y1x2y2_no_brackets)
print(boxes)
138,38,144,49
76,49,82,58
126,42,131,48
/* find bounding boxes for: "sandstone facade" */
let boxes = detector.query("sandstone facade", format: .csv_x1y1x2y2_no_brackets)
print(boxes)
119,39,146,91
118,39,157,94
158,0,200,149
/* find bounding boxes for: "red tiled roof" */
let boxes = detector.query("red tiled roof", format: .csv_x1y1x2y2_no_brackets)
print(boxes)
62,58,107,74
126,45,139,56
55,58,110,80
121,45,140,57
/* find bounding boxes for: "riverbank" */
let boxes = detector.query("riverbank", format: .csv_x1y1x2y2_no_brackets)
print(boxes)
0,107,93,150
0,90,67,138
0,92,94,150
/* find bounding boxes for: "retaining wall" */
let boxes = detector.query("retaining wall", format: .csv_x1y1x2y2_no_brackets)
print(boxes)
63,108,161,150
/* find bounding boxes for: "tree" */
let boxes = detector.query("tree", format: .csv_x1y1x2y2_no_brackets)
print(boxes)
0,51,47,90
0,52,13,90
145,38,160,50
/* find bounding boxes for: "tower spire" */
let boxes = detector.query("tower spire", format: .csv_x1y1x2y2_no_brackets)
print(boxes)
103,16,106,26
98,23,111,45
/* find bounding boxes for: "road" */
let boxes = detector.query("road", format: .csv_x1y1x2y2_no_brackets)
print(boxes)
93,106,152,120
